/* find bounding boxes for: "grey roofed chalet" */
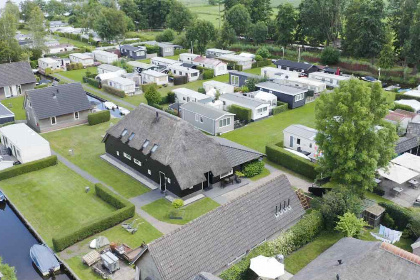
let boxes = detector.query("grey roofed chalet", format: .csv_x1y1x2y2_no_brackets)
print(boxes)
193,272,222,280
273,59,316,71
120,44,146,51
181,102,234,120
26,83,91,120
104,104,233,190
212,136,264,167
97,64,123,72
256,81,307,96
142,175,305,280
0,61,36,87
395,135,418,154
220,93,268,109
229,70,261,79
283,124,318,140
291,237,420,280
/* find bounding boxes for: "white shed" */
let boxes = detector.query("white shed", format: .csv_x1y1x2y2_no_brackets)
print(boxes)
0,123,51,164
276,77,327,93
141,70,169,86
107,77,135,95
38,57,61,72
203,80,235,95
179,53,200,63
69,53,94,66
261,67,300,79
219,54,253,70
308,72,351,88
283,124,319,160
219,93,270,121
92,50,118,64
173,88,212,104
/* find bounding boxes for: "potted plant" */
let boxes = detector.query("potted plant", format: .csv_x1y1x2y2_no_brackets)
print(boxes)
235,171,244,183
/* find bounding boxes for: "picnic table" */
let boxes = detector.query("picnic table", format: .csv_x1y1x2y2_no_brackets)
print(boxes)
409,179,419,189
392,187,403,196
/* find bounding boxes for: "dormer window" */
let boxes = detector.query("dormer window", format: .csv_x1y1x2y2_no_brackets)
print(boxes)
121,129,128,137
151,144,158,153
128,132,135,141
142,140,150,149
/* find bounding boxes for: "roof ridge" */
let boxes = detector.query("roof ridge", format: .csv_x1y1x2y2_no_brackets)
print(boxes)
380,242,420,266
148,174,288,249
215,137,264,155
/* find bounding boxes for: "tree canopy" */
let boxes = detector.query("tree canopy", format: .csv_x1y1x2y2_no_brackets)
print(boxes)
94,7,129,43
225,4,251,36
315,79,398,193
186,19,216,54
166,1,194,33
275,3,297,47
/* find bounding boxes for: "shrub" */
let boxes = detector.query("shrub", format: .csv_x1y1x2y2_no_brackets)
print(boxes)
172,199,184,209
88,110,110,125
82,77,100,88
320,46,340,65
52,184,135,251
243,161,264,177
203,69,214,80
382,213,395,228
30,60,38,68
197,87,206,94
175,49,189,55
156,29,175,42
144,85,162,105
144,44,160,54
228,105,252,122
335,212,367,237
102,84,126,98
266,144,318,179
272,102,288,115
255,55,263,61
252,59,272,68
166,91,175,103
173,75,188,85
256,46,271,58
378,202,413,231
372,185,385,196
233,64,243,71
142,83,157,93
393,102,415,112
165,108,178,116
0,155,58,181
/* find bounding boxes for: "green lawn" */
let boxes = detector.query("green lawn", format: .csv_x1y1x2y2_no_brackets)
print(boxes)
223,102,316,153
55,35,93,49
250,167,271,181
59,67,97,83
1,96,25,120
64,214,162,280
1,163,116,247
141,198,220,225
42,121,150,198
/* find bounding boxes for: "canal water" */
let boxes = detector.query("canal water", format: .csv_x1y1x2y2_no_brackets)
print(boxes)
0,202,72,280
87,94,126,118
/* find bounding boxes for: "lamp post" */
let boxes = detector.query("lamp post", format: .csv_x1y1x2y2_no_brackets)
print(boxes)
378,67,381,81
282,46,285,59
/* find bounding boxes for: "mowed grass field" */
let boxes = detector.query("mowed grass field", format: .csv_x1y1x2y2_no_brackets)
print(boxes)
1,163,116,247
1,96,26,120
59,67,97,83
43,121,150,198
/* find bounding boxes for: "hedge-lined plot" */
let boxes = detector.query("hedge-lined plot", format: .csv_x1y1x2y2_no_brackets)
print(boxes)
88,110,110,125
0,155,57,181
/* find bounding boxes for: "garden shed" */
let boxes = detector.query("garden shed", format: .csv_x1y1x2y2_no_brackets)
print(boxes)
361,200,385,228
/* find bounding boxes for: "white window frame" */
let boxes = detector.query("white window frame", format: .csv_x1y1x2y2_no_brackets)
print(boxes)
116,151,120,156
148,169,151,175
167,177,171,183
231,75,239,86
123,152,132,160
74,111,79,120
220,169,234,179
51,116,57,125
134,158,142,166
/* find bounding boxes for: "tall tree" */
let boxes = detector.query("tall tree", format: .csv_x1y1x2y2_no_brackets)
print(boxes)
298,0,345,45
249,21,268,44
217,22,237,48
186,19,216,54
225,4,251,35
20,0,38,21
378,28,396,69
343,0,386,58
249,0,271,23
135,0,172,29
0,2,21,63
94,7,128,42
119,0,146,29
315,79,398,194
0,257,17,280
45,0,67,17
167,1,194,33
28,6,46,50
403,3,420,71
275,3,297,47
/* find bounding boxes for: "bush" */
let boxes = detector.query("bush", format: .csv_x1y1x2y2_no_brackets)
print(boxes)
255,55,263,61
393,102,415,112
82,77,100,88
252,59,272,68
144,85,162,105
228,105,252,122
272,102,288,115
45,68,52,75
166,91,175,103
142,83,157,93
372,185,385,196
30,60,38,68
198,87,206,94
67,63,84,71
144,44,160,54
0,155,58,181
378,202,413,231
256,46,271,58
382,213,395,228
102,84,126,98
52,184,135,251
88,110,110,125
321,46,340,65
266,144,318,179
149,103,163,110
172,199,184,209
203,69,214,80
242,161,264,177
394,92,420,102
233,64,243,71
175,49,189,55
156,29,175,42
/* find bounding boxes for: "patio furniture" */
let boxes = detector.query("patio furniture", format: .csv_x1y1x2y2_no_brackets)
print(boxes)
409,179,419,189
392,187,403,196
221,177,234,188
250,255,284,280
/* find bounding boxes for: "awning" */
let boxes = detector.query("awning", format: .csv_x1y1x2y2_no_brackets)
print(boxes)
391,153,420,173
250,255,284,280
378,163,419,184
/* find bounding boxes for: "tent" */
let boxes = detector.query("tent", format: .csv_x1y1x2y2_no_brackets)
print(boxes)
377,163,419,185
89,236,110,249
250,255,284,280
391,153,420,173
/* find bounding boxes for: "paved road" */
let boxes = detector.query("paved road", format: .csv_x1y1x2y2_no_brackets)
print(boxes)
54,73,137,109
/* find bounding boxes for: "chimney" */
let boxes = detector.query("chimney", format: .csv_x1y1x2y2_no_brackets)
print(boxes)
156,111,159,120
336,274,340,280
53,88,58,98
337,260,343,265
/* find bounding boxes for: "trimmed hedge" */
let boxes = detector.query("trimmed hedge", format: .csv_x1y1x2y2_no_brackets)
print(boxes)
88,110,110,125
149,103,163,110
144,44,160,54
378,202,413,231
251,59,272,69
393,103,415,112
0,155,58,181
243,161,264,177
52,184,135,251
220,210,324,280
395,92,420,102
102,84,126,98
266,144,318,180
67,63,83,71
228,104,252,122
83,77,100,88
272,102,288,115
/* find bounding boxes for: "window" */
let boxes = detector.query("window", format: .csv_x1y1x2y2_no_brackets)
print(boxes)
223,119,227,126
227,118,231,125
219,120,222,127
74,111,79,119
51,116,56,125
167,177,171,183
142,140,150,148
309,143,313,148
134,158,141,166
195,114,199,122
297,138,301,145
116,151,119,156
231,75,239,86
128,132,135,141
263,107,267,112
148,169,151,175
151,144,158,153
121,129,128,137
200,116,203,123
191,72,198,77
123,152,131,160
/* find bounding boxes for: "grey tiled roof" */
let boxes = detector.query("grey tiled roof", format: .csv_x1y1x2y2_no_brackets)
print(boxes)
97,64,123,72
120,45,146,52
0,61,36,87
220,93,268,109
257,81,307,96
284,124,318,140
212,136,264,167
181,102,234,120
408,122,420,137
26,83,91,120
273,59,316,71
291,237,420,280
0,103,14,117
395,135,418,154
145,175,305,280
229,70,261,79
193,272,222,280
105,104,233,190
